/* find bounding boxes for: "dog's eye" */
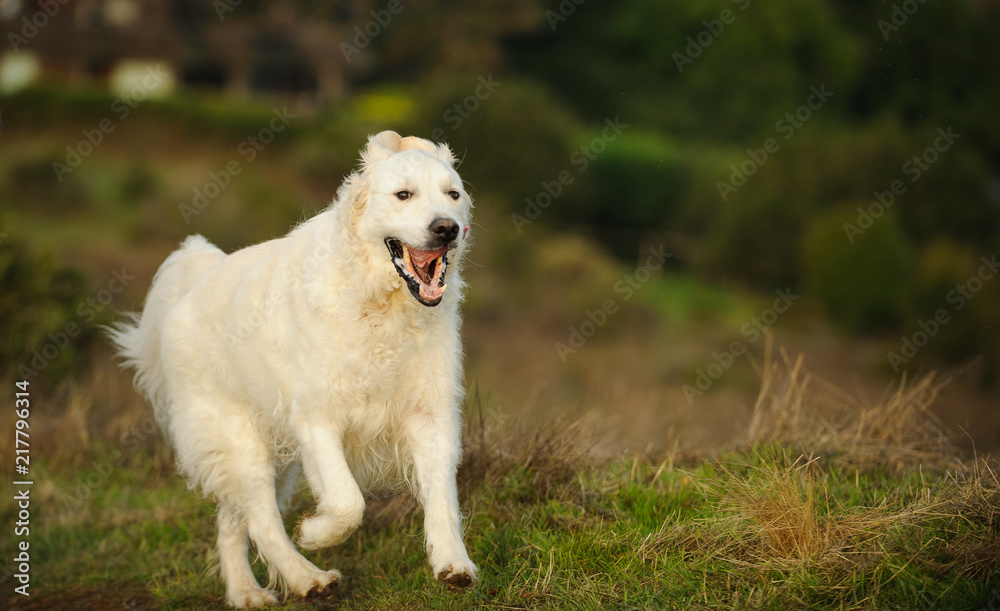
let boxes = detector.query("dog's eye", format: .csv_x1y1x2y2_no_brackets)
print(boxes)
447,190,461,201
395,190,411,201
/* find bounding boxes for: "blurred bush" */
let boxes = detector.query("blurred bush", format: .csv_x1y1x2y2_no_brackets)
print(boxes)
572,131,688,230
0,226,106,382
801,205,912,331
7,157,89,213
696,194,808,290
905,239,1000,371
408,75,580,206
3,0,999,377
507,0,858,142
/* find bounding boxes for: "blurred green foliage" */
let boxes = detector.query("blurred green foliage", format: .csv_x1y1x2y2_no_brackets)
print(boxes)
0,224,106,382
410,75,581,205
802,206,912,332
1,0,998,377
905,240,1000,378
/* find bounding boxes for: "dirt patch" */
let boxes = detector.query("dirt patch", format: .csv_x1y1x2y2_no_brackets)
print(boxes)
6,582,160,611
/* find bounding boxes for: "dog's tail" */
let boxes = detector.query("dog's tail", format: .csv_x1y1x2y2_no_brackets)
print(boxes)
108,235,225,422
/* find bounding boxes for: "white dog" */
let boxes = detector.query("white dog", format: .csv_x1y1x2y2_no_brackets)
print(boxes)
111,131,477,608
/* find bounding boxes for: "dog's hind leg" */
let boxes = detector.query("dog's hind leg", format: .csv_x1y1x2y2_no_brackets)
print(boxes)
217,503,278,609
243,483,341,602
170,394,339,605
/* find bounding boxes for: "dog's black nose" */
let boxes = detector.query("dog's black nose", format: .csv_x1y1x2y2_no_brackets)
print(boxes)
430,218,460,244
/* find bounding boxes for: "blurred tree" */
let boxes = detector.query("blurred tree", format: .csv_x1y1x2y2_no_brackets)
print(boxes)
831,1,1000,157
407,75,580,209
504,0,858,141
905,239,1000,377
0,229,101,383
366,0,547,80
802,205,913,331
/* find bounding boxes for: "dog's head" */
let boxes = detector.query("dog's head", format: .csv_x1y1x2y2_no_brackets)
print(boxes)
353,131,472,307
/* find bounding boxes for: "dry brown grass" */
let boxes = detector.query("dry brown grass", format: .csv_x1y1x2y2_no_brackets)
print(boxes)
358,384,606,531
5,340,999,609
635,344,1000,607
457,383,604,501
744,337,967,473
1,348,171,470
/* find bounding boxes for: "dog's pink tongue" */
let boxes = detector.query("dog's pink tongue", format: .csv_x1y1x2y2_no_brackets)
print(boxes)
408,247,447,267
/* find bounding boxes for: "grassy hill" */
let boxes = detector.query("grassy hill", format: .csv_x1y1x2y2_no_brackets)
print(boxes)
2,355,998,610
1,88,998,609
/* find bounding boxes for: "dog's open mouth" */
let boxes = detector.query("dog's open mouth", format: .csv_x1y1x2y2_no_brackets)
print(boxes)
385,238,450,307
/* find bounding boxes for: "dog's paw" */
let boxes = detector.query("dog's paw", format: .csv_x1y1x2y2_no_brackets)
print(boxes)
435,562,477,591
289,568,341,600
227,586,279,609
304,574,340,602
297,511,362,550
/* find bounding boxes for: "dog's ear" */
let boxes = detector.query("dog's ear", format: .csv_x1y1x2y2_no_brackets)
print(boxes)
362,131,402,165
432,142,457,167
399,136,457,167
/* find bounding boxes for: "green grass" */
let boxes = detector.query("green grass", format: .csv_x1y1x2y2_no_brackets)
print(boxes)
6,453,998,610
4,374,999,611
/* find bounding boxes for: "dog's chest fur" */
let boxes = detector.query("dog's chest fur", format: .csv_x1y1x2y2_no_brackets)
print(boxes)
312,297,437,408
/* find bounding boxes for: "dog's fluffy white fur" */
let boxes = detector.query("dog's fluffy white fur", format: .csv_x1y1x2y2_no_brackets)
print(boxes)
110,131,477,608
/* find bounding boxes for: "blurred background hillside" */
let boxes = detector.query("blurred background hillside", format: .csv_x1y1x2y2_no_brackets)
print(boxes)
2,0,1000,453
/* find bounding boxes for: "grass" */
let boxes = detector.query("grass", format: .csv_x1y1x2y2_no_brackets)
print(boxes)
3,353,999,610
637,273,764,329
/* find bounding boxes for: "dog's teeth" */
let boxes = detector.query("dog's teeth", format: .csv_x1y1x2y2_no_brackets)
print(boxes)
440,284,448,293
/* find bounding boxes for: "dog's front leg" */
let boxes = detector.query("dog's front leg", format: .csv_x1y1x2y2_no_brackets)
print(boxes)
405,406,477,588
292,416,366,550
